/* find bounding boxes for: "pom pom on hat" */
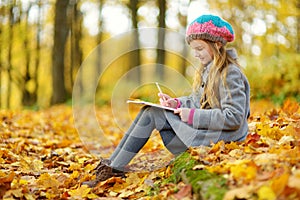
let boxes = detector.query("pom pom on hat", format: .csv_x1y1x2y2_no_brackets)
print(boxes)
186,14,234,45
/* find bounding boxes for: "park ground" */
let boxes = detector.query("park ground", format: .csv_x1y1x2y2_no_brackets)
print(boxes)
0,99,300,199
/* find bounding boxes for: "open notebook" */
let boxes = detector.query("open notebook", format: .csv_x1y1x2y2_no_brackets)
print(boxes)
126,99,176,111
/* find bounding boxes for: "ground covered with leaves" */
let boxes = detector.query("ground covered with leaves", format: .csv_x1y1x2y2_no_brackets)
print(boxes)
0,99,300,199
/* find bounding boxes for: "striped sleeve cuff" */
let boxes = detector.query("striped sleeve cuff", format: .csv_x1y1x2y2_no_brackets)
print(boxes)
188,108,195,125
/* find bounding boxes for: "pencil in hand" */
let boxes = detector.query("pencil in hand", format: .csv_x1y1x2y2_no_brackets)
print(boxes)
155,82,166,102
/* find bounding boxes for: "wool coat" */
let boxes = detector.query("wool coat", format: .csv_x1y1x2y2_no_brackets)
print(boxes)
164,49,250,147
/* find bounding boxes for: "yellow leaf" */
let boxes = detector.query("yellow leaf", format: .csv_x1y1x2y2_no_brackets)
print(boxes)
24,193,35,200
257,185,276,200
77,157,88,164
111,182,126,193
11,189,23,198
69,163,81,171
230,160,257,182
84,164,95,172
125,173,141,185
109,191,118,197
20,157,43,173
36,173,60,189
45,191,58,199
87,193,99,199
69,185,91,198
225,141,240,151
209,140,225,154
70,170,79,179
97,177,124,188
19,179,28,185
118,190,135,198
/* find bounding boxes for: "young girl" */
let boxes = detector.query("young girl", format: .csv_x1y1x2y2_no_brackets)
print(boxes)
83,14,250,187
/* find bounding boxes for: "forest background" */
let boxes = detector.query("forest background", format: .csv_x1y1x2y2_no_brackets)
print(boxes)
0,0,299,109
0,0,300,199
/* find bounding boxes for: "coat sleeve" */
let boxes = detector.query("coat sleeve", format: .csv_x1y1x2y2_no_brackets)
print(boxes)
176,94,200,108
191,65,249,131
176,95,193,108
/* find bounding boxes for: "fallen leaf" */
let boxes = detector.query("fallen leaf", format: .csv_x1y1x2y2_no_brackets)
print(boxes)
230,160,258,183
288,170,300,189
68,185,92,199
257,185,276,200
224,185,256,200
271,172,289,196
36,173,60,190
173,184,192,199
0,172,14,199
1,100,300,199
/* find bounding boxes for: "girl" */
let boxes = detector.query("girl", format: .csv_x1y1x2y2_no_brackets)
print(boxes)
83,14,250,187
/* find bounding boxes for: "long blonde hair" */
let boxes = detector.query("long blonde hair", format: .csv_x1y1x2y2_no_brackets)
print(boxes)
192,41,240,109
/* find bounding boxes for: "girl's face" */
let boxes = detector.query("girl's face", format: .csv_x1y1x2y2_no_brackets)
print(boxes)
190,40,214,65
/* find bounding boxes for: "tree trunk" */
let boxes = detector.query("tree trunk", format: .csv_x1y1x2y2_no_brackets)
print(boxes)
22,3,36,106
0,4,2,108
33,0,42,105
127,0,141,84
156,0,166,81
296,0,300,53
51,0,70,105
70,0,83,89
178,3,188,76
95,0,104,92
6,0,15,109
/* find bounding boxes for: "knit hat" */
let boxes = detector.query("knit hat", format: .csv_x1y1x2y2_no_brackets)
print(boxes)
186,14,234,45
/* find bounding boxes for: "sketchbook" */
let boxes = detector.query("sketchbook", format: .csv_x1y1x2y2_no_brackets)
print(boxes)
126,99,176,111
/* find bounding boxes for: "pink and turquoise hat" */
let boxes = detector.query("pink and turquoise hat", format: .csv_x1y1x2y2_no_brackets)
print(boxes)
186,14,234,45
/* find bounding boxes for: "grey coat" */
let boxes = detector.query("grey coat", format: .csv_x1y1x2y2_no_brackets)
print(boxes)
164,51,250,147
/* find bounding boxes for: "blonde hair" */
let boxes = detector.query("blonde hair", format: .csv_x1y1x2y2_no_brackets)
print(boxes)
192,41,241,109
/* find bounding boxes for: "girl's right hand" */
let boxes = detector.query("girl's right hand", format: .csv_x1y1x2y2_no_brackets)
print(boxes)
158,93,178,108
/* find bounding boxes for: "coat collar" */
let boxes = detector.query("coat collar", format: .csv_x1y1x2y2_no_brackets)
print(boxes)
226,48,238,60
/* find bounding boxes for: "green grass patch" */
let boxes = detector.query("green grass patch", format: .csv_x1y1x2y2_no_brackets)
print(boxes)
165,152,228,200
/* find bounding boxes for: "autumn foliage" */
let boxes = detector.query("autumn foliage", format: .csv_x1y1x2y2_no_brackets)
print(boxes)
0,99,300,199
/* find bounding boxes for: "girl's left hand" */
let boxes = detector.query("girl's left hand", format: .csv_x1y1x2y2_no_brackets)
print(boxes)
174,108,190,122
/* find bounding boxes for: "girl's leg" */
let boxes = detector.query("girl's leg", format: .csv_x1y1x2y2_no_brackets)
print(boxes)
109,106,149,161
109,106,171,170
159,125,188,155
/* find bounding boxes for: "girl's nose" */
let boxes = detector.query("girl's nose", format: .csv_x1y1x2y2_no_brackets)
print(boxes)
194,50,200,58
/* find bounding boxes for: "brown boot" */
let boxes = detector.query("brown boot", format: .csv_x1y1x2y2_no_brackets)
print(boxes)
82,159,125,187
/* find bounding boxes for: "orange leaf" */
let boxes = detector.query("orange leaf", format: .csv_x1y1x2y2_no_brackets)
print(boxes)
271,173,289,196
245,132,261,145
0,171,14,184
0,172,15,199
282,99,299,116
209,140,225,154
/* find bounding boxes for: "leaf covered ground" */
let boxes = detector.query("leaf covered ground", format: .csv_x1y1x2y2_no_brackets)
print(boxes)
0,99,300,199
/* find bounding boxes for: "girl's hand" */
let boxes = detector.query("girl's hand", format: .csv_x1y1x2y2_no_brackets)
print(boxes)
158,93,178,108
174,108,190,122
